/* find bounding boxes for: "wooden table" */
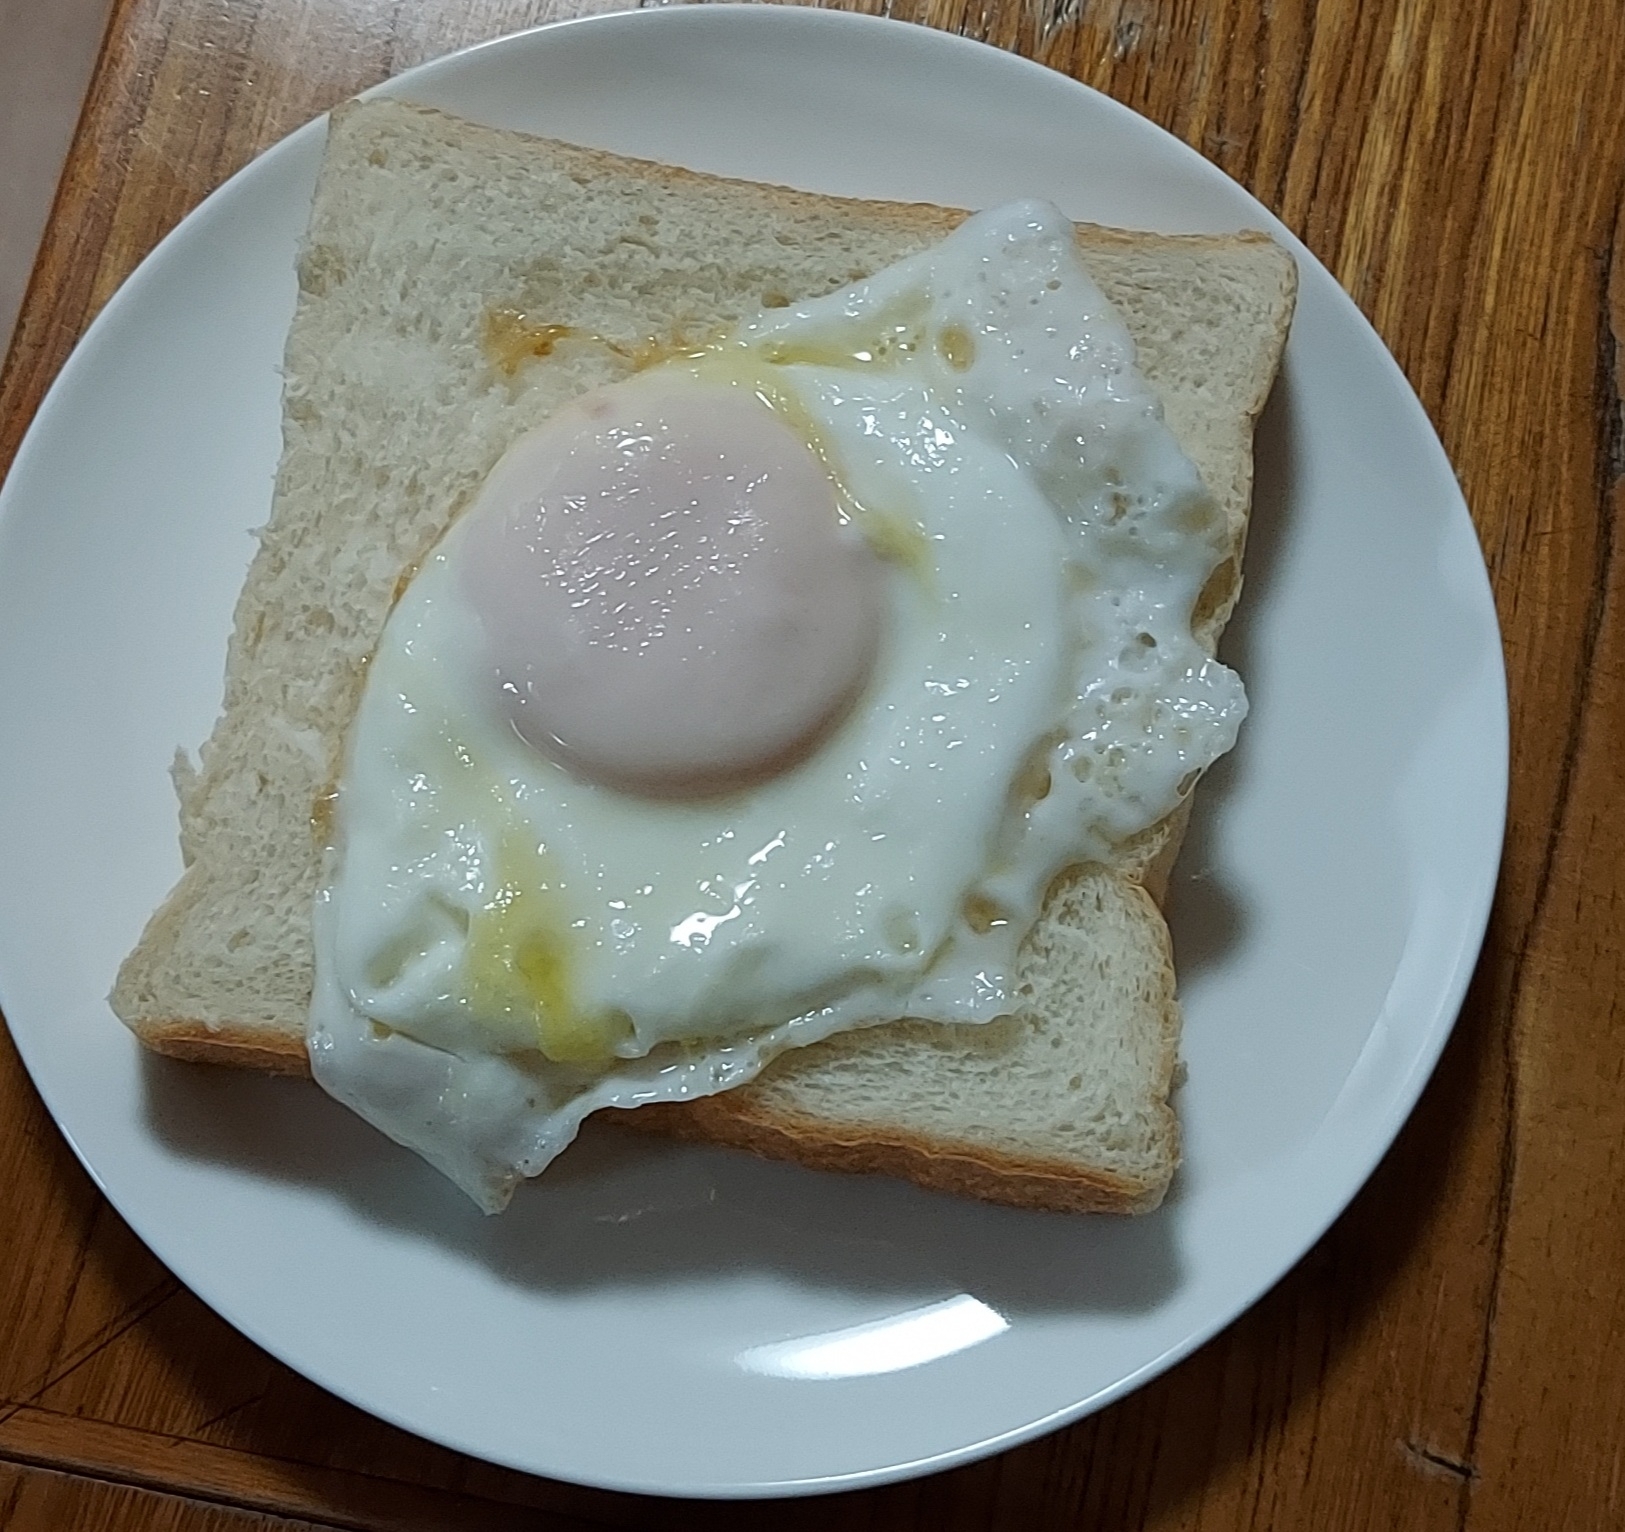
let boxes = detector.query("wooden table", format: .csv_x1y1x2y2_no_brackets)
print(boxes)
1,0,1621,1526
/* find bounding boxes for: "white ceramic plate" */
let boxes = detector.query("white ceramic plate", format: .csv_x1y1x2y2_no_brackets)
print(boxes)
0,5,1505,1499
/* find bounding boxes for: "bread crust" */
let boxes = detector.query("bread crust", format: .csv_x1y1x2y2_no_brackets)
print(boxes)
618,1098,1172,1215
140,1022,310,1075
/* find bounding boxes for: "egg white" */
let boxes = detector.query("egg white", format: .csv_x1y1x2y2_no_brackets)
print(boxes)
307,201,1246,1210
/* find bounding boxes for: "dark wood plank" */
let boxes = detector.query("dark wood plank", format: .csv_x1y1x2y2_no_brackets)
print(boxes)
0,1458,342,1532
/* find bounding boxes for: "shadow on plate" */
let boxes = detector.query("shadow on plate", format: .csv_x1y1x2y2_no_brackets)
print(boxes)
141,1049,1182,1318
1166,365,1301,978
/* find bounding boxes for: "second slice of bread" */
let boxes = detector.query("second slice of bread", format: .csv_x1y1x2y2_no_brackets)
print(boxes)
110,98,1296,1212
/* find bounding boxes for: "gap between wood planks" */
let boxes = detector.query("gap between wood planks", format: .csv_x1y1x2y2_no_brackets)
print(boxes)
0,1405,614,1532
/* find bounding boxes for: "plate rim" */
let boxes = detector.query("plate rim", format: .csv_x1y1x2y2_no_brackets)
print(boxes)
0,2,1508,1499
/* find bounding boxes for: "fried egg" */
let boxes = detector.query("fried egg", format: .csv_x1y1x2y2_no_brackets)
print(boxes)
306,200,1246,1210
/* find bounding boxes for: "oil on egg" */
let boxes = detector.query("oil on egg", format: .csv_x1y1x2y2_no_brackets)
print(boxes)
306,200,1247,1210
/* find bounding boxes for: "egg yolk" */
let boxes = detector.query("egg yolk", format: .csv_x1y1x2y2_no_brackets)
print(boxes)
461,379,887,798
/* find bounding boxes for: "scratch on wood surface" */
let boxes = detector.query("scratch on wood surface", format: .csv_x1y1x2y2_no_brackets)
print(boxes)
192,1393,269,1437
0,1279,181,1426
1601,187,1625,488
1454,990,1520,1515
1403,1439,1479,1482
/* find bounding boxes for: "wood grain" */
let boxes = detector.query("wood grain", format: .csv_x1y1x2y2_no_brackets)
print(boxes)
0,1460,343,1532
2,0,1624,1527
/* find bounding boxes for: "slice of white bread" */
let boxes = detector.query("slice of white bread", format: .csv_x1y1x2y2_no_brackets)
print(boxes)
110,98,1296,1212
